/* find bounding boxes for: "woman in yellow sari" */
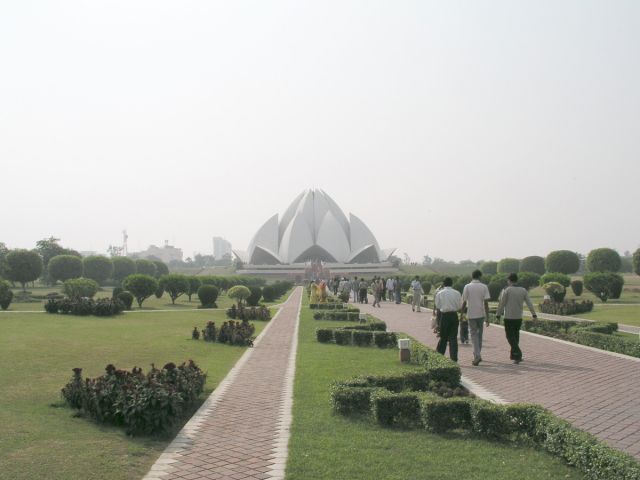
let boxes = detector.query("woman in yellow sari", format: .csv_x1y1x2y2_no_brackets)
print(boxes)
319,280,328,303
309,281,319,304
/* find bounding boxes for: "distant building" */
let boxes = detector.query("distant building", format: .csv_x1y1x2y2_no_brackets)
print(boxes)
130,241,183,264
213,237,232,260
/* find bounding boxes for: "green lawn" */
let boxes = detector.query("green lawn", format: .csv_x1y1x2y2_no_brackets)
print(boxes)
0,308,269,480
285,300,584,480
573,305,640,327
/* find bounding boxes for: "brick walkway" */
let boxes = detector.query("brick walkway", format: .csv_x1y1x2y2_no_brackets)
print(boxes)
357,299,640,459
144,287,302,480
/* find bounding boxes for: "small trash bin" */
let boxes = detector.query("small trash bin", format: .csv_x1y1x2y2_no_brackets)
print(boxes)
398,338,411,362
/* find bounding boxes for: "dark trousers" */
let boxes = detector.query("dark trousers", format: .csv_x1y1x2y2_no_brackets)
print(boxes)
436,312,459,362
459,320,469,343
359,288,368,304
504,318,523,360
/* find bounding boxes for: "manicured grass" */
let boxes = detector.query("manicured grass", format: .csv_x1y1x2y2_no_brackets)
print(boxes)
0,308,270,480
575,305,640,327
286,300,584,480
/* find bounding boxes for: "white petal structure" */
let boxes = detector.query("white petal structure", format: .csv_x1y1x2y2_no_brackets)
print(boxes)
238,189,395,265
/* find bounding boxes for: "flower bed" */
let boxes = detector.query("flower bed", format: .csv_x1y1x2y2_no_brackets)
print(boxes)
192,320,256,346
61,361,206,435
539,299,594,316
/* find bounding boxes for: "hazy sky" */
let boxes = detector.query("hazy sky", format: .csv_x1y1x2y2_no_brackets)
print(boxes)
1,1,639,262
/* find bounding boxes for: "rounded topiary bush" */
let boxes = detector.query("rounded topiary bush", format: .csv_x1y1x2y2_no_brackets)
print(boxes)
246,286,262,307
262,285,277,302
0,280,14,310
516,272,541,291
584,272,624,302
63,277,99,299
519,256,546,275
543,282,566,302
198,285,219,308
586,248,621,273
540,273,571,288
82,255,114,285
480,261,498,275
228,285,251,306
48,254,83,283
117,291,134,310
570,280,583,297
497,258,520,274
545,250,580,274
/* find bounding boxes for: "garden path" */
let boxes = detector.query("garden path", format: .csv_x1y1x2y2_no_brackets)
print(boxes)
143,287,302,480
356,299,640,459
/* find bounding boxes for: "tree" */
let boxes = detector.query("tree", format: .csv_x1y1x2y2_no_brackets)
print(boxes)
227,285,251,307
480,261,498,275
497,258,520,274
123,274,159,308
35,237,80,284
187,277,202,302
135,259,157,277
519,256,546,275
633,248,640,276
152,260,169,278
586,248,621,273
422,255,433,266
82,256,114,284
584,272,624,303
5,249,43,291
545,250,580,274
517,272,541,291
48,255,83,283
63,278,99,299
112,257,136,284
246,286,262,306
570,280,583,296
159,274,189,304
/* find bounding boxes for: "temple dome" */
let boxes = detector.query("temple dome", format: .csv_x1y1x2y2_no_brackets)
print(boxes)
234,189,394,265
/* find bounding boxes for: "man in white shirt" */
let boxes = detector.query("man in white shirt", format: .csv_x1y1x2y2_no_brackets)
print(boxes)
410,276,424,312
386,277,395,302
435,277,463,361
462,270,491,366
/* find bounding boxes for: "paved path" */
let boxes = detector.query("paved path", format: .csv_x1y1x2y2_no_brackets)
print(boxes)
357,299,640,459
144,287,302,480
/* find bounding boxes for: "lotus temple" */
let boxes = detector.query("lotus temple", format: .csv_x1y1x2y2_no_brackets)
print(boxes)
234,189,398,279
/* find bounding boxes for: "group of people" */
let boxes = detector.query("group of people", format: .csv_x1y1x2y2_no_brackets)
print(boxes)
431,270,537,366
346,276,403,306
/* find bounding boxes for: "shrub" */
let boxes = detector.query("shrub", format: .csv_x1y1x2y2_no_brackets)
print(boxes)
48,255,83,283
420,395,472,433
70,297,96,316
333,329,352,345
583,272,624,302
543,282,566,302
246,286,262,306
540,272,571,288
487,281,506,302
134,259,157,277
82,256,114,284
197,285,219,308
409,338,461,386
545,250,580,274
186,277,202,302
313,311,360,322
572,330,640,358
192,326,201,340
216,320,255,346
63,277,99,299
517,272,541,291
371,390,422,427
316,328,334,343
112,256,136,284
587,248,621,273
122,274,159,308
633,248,640,276
225,304,270,321
352,330,373,347
61,361,206,435
117,291,134,310
261,285,277,302
154,284,164,299
373,332,397,348
538,300,593,316
480,261,498,275
574,322,617,335
5,249,43,291
520,256,546,275
159,274,189,304
0,280,13,310
112,286,124,298
44,298,59,313
421,282,432,296
452,275,471,294
470,402,512,438
330,385,378,415
228,285,251,306
497,258,520,274
152,260,169,278
93,298,125,316
570,280,583,296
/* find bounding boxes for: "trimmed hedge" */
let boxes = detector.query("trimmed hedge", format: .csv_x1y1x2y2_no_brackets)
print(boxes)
313,311,361,322
315,328,397,348
539,299,594,316
572,330,640,358
408,335,461,386
310,303,346,310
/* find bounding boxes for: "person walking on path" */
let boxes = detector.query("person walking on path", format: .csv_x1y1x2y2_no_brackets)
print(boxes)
410,276,424,312
435,277,462,361
461,270,491,366
372,277,383,307
386,277,395,302
351,277,359,303
358,278,368,304
496,273,538,364
394,276,402,304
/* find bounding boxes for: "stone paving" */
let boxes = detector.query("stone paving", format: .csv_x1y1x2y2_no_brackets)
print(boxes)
357,299,640,459
143,287,302,480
